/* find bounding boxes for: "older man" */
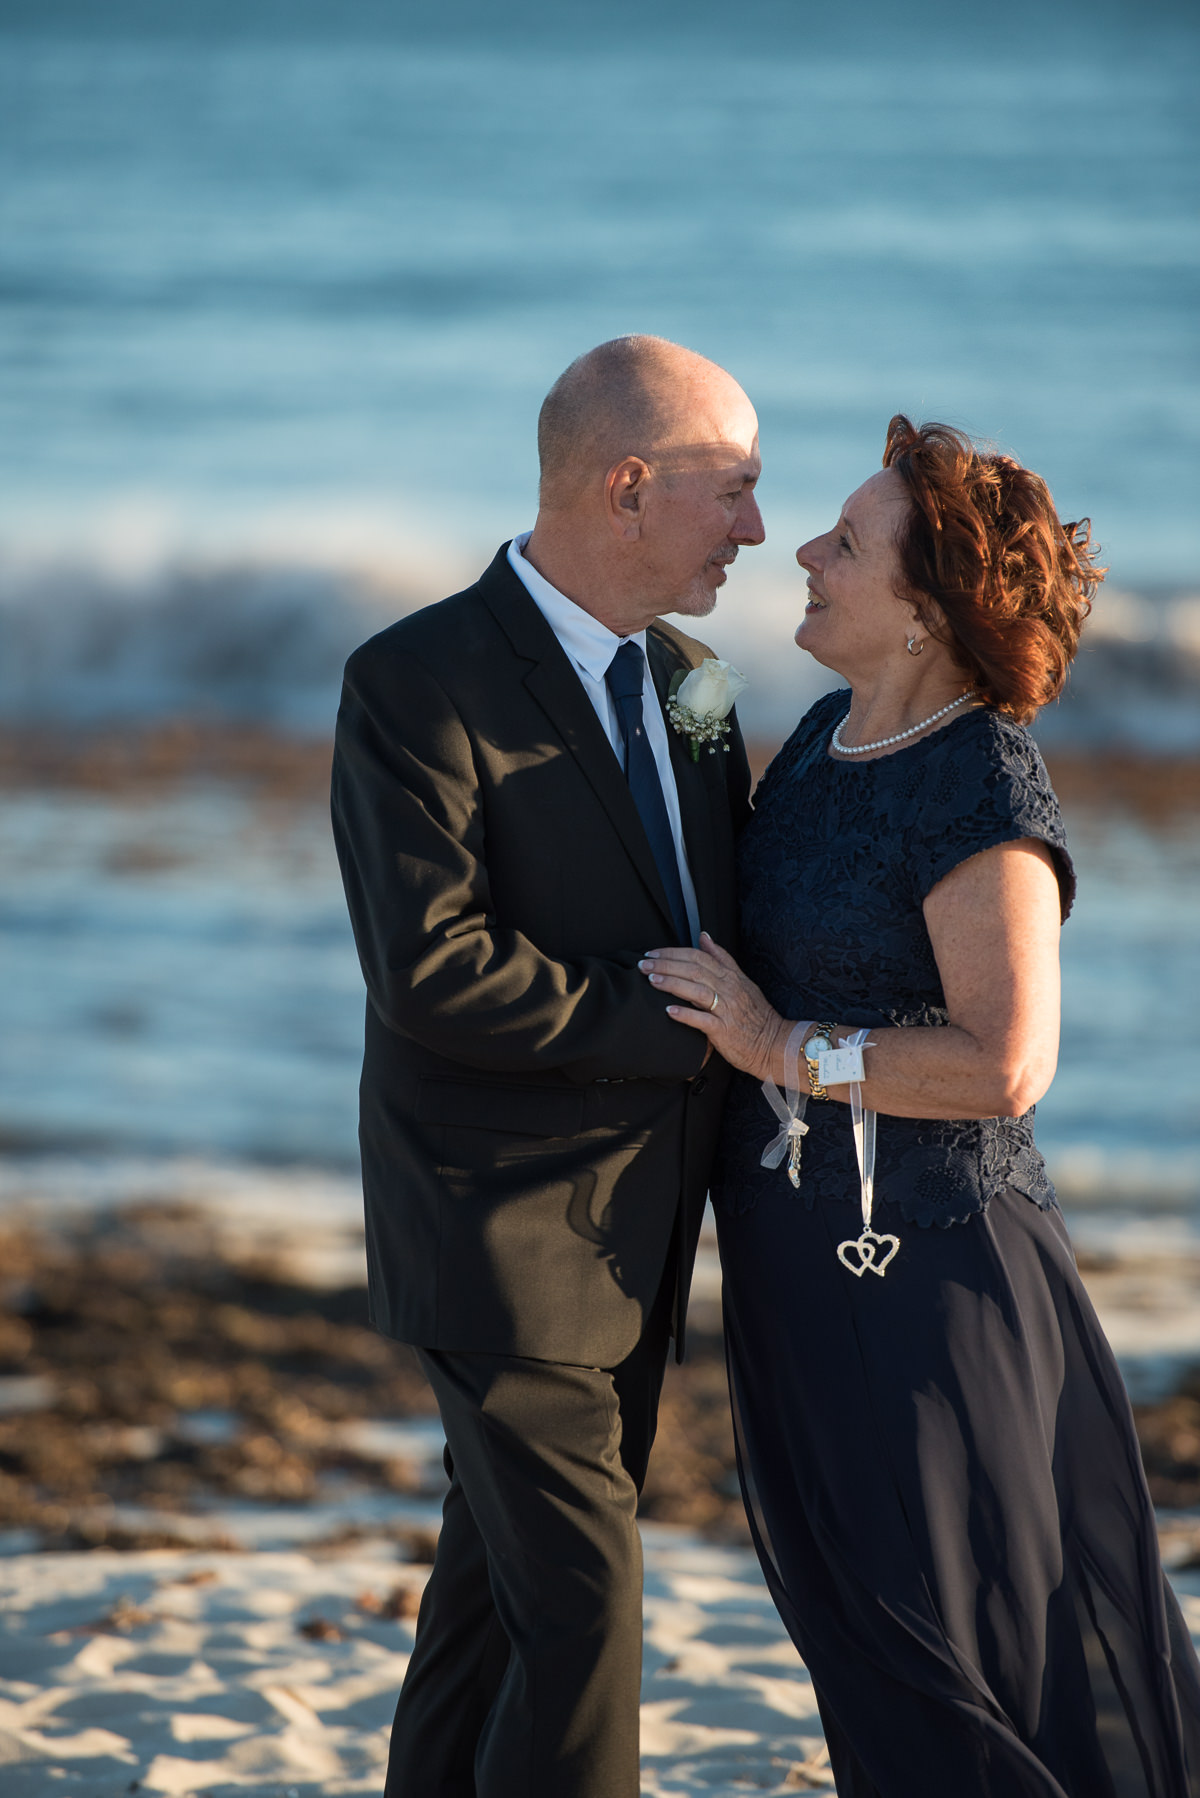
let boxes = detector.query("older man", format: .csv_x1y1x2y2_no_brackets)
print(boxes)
331,335,763,1797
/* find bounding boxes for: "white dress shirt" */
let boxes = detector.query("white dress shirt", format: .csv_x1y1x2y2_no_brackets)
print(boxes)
507,532,700,945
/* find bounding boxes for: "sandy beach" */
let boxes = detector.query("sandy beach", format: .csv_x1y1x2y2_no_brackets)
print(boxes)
0,1530,841,1798
3,1531,1195,1797
3,1191,1200,1794
5,1527,1200,1797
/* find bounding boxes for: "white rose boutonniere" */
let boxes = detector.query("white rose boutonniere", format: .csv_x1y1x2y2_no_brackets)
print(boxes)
667,658,749,762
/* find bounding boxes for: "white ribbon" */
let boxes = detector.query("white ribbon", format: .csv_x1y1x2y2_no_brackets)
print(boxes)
847,1028,876,1228
838,1027,898,1278
760,1021,812,1189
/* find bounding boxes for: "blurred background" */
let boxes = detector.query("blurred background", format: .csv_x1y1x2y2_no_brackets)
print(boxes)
1,0,1199,1552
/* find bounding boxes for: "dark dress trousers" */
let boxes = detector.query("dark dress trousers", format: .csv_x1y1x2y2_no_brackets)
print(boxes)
330,545,750,1797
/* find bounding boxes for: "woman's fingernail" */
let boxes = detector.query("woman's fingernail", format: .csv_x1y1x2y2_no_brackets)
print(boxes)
649,974,663,985
638,959,652,970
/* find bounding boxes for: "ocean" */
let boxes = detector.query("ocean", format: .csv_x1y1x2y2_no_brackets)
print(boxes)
1,777,1196,1235
1,0,1198,743
0,0,1197,1278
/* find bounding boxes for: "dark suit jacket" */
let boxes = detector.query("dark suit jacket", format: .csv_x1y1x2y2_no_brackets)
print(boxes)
331,545,752,1367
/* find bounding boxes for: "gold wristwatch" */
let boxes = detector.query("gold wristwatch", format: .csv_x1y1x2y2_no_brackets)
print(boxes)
804,1023,838,1100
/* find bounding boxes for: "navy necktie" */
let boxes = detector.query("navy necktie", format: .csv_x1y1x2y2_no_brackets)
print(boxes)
604,640,691,945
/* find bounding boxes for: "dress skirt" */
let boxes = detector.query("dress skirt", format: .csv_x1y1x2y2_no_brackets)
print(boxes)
717,1182,1200,1798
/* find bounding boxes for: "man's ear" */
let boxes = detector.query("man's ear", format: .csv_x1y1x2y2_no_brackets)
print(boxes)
604,457,650,541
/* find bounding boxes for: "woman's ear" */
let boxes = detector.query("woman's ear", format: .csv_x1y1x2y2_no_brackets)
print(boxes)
906,595,947,641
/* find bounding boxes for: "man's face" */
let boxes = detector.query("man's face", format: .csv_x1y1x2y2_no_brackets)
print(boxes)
638,383,764,617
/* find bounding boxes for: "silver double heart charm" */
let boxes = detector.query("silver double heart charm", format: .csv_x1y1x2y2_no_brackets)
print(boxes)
836,1228,900,1278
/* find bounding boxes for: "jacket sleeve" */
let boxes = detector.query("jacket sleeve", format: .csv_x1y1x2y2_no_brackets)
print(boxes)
330,642,708,1083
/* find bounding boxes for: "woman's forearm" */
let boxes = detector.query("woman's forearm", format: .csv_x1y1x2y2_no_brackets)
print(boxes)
763,1019,1057,1121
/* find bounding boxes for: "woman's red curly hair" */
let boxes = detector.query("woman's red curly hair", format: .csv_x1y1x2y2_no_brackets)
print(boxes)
882,416,1105,724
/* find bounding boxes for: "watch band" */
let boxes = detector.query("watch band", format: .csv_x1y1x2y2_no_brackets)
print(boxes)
804,1022,838,1100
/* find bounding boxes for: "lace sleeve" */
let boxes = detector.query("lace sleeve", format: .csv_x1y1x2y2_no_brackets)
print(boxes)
901,711,1076,921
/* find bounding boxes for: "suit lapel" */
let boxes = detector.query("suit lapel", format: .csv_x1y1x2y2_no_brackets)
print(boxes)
480,555,680,935
647,630,720,936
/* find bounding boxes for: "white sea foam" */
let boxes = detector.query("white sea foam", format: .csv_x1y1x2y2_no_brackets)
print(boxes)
2,539,1198,749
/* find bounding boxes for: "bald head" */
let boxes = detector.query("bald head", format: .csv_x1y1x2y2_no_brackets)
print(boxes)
537,335,749,509
523,334,762,633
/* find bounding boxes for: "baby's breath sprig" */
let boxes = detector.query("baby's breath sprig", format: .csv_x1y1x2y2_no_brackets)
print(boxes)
666,697,734,763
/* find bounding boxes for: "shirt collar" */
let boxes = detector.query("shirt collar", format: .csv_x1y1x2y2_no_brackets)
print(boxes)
508,531,647,681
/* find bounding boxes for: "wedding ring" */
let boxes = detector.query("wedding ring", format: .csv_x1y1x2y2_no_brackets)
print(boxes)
709,991,720,1012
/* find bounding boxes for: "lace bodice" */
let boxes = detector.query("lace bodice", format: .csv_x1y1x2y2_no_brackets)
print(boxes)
713,691,1074,1228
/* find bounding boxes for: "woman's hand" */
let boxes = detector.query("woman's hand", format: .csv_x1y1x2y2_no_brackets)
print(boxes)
639,934,787,1082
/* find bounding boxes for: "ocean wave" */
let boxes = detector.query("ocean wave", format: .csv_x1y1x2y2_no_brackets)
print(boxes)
0,553,411,734
1034,591,1200,755
2,549,1198,751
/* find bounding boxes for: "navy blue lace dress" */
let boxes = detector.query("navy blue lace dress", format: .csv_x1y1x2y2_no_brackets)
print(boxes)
713,692,1200,1797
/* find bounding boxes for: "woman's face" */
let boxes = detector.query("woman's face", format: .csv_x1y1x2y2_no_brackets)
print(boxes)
794,466,919,675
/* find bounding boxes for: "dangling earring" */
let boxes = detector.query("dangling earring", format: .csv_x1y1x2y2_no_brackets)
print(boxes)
906,635,924,657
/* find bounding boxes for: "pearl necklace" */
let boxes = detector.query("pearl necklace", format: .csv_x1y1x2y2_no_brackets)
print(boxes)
830,690,975,756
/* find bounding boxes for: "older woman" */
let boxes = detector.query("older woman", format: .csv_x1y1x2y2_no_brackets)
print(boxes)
641,419,1200,1796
